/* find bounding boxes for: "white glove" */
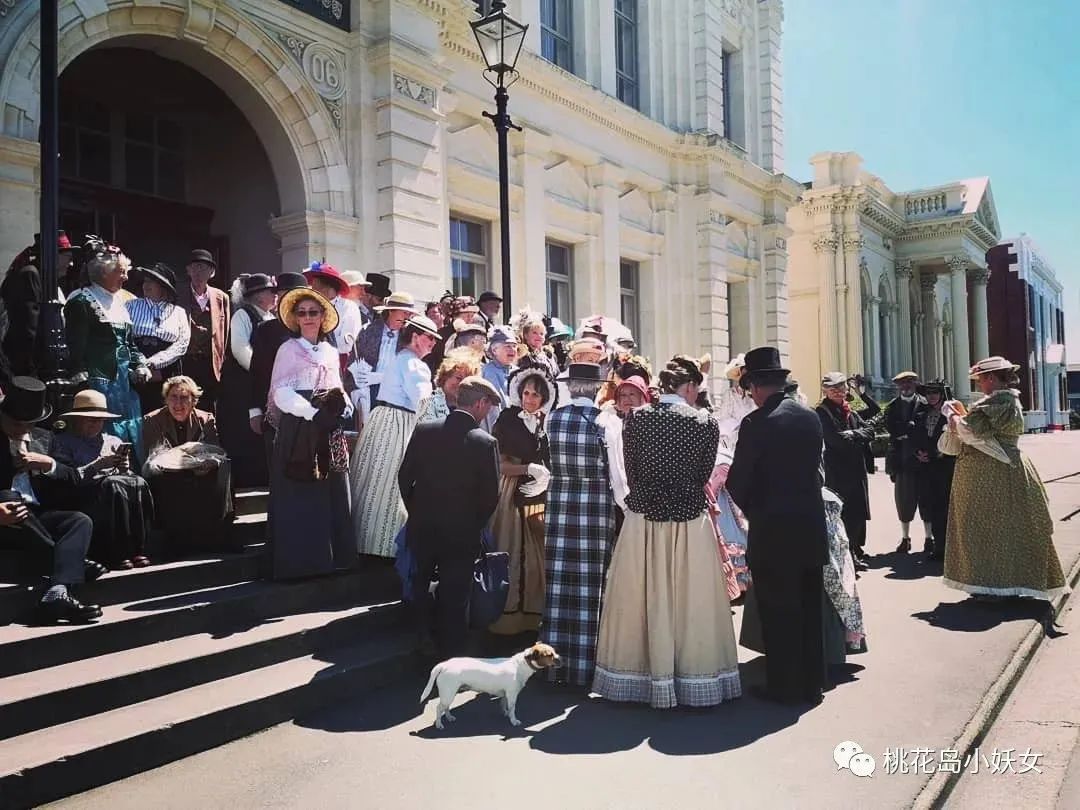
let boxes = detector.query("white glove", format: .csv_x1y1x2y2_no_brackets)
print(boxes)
519,463,551,498
348,358,372,389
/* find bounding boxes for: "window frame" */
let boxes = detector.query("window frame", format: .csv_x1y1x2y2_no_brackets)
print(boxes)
540,0,574,72
619,259,641,341
545,240,574,324
448,215,490,300
722,49,735,143
614,0,639,109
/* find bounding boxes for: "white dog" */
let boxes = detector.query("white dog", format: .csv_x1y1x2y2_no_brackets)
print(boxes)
419,643,561,729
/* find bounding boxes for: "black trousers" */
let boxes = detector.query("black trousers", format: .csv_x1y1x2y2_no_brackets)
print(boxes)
411,543,474,658
842,509,867,556
0,495,92,585
185,355,219,414
919,459,955,550
750,562,825,702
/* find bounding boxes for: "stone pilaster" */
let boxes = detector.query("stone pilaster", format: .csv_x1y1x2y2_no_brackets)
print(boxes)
842,232,864,374
762,226,791,363
698,207,731,372
894,260,914,371
919,272,939,379
947,256,972,399
813,228,840,372
270,210,362,274
756,0,785,172
969,265,990,363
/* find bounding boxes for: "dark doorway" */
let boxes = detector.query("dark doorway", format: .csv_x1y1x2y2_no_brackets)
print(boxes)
59,47,281,288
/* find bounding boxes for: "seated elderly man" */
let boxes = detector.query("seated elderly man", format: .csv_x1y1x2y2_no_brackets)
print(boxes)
142,375,235,557
0,377,103,624
49,389,154,570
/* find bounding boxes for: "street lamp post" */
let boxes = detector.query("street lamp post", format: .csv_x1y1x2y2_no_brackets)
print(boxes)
471,0,527,319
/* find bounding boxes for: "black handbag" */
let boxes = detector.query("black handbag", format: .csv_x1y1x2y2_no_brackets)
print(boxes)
469,532,509,629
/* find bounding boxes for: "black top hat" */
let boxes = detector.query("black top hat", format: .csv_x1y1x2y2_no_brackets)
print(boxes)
1,376,53,423
274,271,309,293
188,249,217,268
241,273,275,297
477,290,503,305
366,273,392,300
567,363,602,382
138,262,177,298
739,346,790,389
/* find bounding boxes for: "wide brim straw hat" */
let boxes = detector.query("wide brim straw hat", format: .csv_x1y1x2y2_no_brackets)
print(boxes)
60,389,121,419
969,356,1019,378
374,291,422,315
408,314,442,339
278,287,339,334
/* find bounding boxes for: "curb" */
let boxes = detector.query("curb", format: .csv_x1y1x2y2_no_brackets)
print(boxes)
912,552,1080,809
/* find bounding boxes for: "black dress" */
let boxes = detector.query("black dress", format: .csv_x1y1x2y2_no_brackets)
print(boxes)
910,406,955,555
218,305,270,488
816,398,875,554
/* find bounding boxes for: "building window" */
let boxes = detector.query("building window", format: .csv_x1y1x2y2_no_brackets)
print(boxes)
541,0,574,72
615,0,639,109
721,49,745,148
546,241,573,323
620,260,640,340
449,216,489,299
59,97,113,186
124,113,186,200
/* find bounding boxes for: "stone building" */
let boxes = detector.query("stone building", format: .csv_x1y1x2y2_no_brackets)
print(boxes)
0,0,801,385
987,234,1067,431
787,152,1002,401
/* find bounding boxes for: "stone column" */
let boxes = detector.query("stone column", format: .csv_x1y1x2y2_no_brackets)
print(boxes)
590,162,624,318
842,234,865,375
912,313,925,376
813,229,840,373
697,208,731,370
942,323,954,387
762,227,792,363
968,266,990,363
947,256,972,399
920,272,939,379
894,260,914,371
517,129,550,314
868,295,882,380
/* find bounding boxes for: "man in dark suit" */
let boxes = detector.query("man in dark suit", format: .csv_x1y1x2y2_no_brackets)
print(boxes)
0,377,102,624
816,372,878,569
398,376,501,657
727,347,828,706
884,370,929,553
247,272,309,466
910,380,955,560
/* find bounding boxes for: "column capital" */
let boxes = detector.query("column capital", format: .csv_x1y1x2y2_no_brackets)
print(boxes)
894,259,914,279
812,229,839,254
946,255,968,274
843,233,865,251
968,266,991,285
920,273,939,292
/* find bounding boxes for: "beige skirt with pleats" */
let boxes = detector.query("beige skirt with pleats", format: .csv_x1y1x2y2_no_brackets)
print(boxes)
593,511,742,708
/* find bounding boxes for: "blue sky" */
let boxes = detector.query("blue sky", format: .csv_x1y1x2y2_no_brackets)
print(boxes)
783,0,1080,352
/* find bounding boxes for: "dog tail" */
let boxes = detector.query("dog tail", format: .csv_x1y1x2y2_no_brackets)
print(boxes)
419,664,442,703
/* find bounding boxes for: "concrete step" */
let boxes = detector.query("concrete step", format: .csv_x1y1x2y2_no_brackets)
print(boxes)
0,566,402,678
0,597,405,740
0,631,419,808
0,544,267,624
233,487,268,517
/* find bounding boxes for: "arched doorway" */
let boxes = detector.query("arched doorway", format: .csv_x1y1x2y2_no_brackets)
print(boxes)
58,46,280,285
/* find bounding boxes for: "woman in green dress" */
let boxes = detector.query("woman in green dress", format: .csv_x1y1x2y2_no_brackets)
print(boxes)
941,356,1066,602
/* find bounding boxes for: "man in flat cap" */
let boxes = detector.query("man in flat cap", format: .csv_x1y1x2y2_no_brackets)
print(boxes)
398,376,501,657
883,370,929,553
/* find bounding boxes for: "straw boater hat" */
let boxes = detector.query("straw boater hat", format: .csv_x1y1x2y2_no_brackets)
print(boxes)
374,291,422,315
406,314,442,339
278,287,339,334
969,356,1019,378
567,337,606,365
892,371,919,383
61,389,120,419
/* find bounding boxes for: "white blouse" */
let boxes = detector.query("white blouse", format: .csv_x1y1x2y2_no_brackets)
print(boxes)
596,403,629,510
270,337,345,421
229,306,273,371
377,348,433,413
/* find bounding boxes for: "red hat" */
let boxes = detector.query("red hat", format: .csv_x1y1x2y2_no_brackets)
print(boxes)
616,376,650,401
303,261,348,295
57,231,72,251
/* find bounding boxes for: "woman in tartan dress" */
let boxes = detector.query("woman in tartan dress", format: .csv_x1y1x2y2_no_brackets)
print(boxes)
541,363,616,687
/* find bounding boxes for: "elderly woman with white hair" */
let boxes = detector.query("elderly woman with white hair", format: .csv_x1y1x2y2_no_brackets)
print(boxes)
64,236,152,463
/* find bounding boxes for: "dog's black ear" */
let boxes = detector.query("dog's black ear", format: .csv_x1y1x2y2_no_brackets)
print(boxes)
524,647,537,662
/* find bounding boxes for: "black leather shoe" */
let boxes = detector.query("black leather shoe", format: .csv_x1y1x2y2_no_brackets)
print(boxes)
84,559,108,582
923,538,935,555
896,538,911,554
36,593,103,624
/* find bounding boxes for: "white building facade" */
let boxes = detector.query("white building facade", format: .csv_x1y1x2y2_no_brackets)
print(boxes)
787,152,1002,402
0,0,801,390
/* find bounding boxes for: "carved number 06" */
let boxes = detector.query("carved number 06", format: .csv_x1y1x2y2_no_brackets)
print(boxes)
310,54,339,90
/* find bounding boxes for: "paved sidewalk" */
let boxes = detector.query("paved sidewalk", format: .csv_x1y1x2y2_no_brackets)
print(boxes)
54,433,1080,810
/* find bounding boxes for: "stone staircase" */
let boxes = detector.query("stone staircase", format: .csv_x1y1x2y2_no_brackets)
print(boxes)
0,490,417,809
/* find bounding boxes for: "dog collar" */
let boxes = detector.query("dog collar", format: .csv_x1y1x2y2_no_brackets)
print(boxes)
526,658,545,672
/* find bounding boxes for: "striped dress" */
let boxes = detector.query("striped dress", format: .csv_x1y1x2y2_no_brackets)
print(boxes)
541,402,616,686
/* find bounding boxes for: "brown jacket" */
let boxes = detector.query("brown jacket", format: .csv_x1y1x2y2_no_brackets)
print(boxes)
141,407,220,460
176,284,230,380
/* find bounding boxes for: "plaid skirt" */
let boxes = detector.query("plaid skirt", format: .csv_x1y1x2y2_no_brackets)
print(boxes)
540,474,615,687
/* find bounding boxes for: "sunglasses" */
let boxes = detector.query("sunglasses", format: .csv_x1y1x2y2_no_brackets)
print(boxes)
294,308,323,318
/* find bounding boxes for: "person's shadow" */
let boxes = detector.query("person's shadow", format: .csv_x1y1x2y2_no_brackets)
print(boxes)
866,549,940,581
912,597,1053,632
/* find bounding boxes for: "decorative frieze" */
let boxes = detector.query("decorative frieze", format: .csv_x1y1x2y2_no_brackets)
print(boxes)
393,73,436,107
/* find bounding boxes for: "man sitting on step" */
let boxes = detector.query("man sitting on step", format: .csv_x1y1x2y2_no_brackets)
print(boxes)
0,377,104,624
